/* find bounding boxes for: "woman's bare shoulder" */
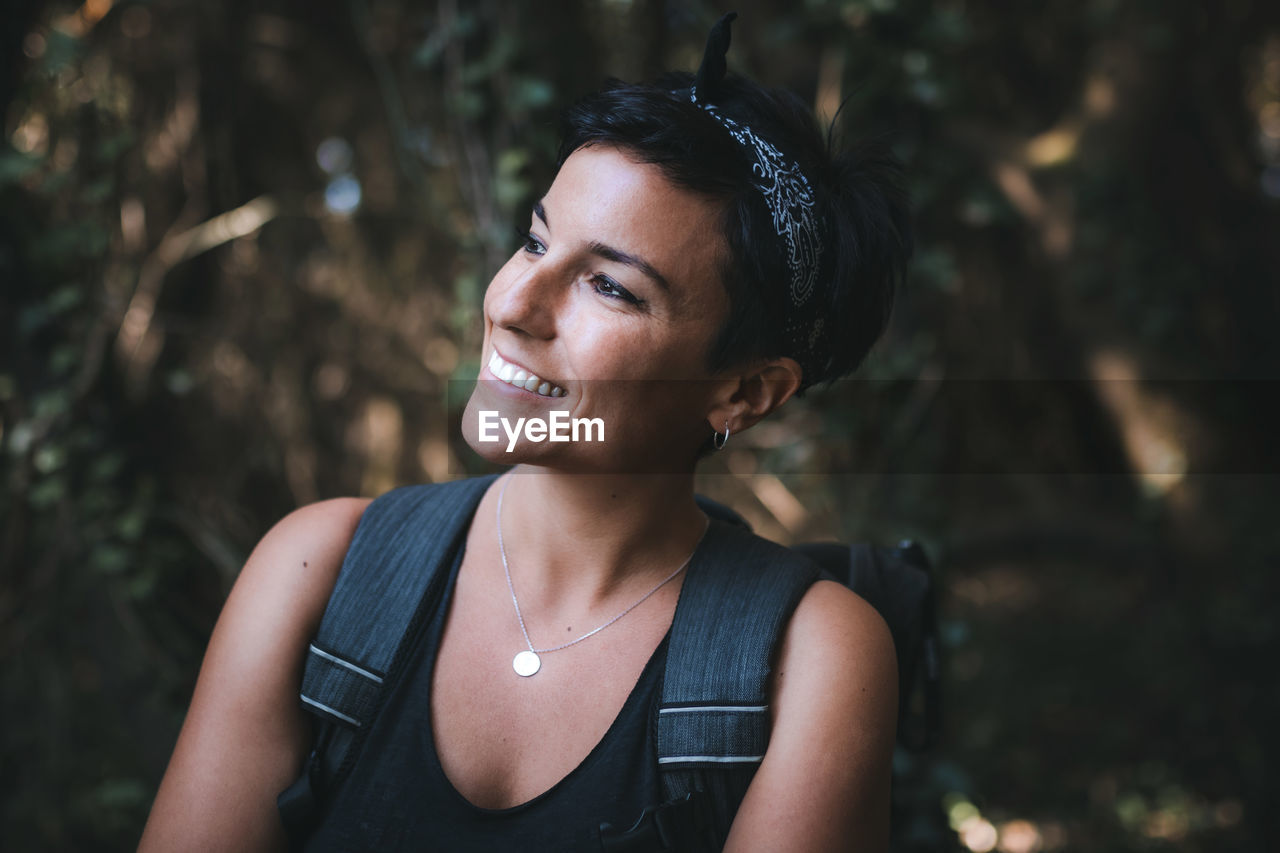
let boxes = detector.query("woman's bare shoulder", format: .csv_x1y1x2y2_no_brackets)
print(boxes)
771,579,899,738
255,496,373,562
222,496,375,640
138,496,371,852
724,580,898,852
784,579,897,673
243,498,373,603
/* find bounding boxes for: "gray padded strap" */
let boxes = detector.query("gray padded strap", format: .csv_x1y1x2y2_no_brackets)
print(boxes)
299,475,496,729
657,520,820,776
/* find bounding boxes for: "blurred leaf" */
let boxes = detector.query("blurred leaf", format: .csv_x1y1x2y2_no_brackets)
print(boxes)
166,369,196,395
17,303,50,337
0,147,42,187
92,778,148,809
460,32,517,85
494,147,530,212
909,245,959,293
91,543,131,574
89,452,125,482
508,76,554,110
39,29,80,74
116,508,147,542
33,444,65,473
50,344,78,377
95,131,135,163
31,388,71,420
128,571,159,599
449,88,486,120
47,284,84,314
30,222,110,265
80,176,114,204
28,475,67,509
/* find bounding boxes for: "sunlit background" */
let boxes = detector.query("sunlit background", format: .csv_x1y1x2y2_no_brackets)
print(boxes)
3,0,1279,850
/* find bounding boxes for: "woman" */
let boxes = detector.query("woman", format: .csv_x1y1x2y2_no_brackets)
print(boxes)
140,14,911,852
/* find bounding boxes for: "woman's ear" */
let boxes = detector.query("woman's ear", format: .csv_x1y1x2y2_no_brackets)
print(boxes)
706,357,804,438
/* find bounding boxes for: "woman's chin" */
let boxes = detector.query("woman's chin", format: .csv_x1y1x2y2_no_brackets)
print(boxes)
461,395,569,468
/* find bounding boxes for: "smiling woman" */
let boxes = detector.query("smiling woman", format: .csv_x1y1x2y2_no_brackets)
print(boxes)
461,144,736,474
139,12,911,853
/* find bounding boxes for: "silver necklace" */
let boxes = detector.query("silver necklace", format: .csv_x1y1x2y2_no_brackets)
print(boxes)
497,477,707,677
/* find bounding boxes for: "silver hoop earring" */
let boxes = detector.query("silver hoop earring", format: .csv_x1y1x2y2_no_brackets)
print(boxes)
713,421,730,451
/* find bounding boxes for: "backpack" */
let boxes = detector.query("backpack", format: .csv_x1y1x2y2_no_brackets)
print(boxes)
278,475,939,851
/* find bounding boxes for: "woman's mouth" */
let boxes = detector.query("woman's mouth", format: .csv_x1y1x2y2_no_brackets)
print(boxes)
488,350,567,398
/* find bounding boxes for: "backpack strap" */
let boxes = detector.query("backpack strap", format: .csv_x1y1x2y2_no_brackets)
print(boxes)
651,518,821,846
277,474,496,844
604,499,939,851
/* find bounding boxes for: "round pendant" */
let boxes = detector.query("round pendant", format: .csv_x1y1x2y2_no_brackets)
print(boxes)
513,650,541,677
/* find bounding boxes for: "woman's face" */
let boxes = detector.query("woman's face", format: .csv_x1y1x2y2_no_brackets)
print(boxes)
462,144,732,472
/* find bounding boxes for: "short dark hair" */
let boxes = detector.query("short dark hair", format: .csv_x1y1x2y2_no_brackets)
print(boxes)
557,71,912,390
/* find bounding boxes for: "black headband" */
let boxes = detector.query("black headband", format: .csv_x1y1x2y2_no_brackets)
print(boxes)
690,12,826,377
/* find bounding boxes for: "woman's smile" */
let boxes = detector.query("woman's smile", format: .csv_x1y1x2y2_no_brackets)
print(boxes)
486,349,567,398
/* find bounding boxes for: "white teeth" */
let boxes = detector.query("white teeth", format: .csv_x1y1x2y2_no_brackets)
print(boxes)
488,350,566,398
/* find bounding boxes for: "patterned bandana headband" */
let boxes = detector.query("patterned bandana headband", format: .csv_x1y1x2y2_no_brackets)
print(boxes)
690,12,826,375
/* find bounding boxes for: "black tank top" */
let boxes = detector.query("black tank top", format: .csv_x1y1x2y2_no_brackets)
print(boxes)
305,540,669,852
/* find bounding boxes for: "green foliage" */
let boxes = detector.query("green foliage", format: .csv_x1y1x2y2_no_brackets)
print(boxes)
1,11,218,848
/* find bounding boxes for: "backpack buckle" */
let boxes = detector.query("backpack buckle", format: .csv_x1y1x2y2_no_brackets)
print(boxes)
598,791,714,851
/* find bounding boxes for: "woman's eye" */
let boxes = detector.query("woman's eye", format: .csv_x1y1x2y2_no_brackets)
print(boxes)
592,275,641,305
516,228,546,256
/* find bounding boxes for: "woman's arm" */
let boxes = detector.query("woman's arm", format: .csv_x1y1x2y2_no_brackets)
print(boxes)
723,580,900,853
138,497,371,853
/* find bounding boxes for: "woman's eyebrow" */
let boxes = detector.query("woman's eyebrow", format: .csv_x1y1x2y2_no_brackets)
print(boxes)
532,199,671,292
587,242,670,292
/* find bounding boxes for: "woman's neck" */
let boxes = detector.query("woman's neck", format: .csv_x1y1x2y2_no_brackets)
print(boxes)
494,467,708,612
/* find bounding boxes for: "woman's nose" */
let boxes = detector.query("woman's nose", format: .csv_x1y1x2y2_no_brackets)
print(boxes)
487,255,563,340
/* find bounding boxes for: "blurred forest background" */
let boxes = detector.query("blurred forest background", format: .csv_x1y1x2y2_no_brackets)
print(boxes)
3,0,1279,850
